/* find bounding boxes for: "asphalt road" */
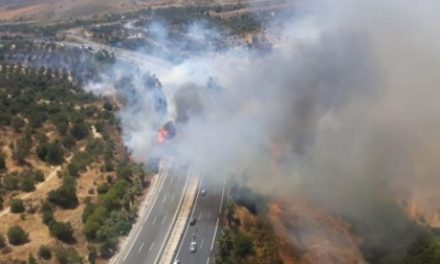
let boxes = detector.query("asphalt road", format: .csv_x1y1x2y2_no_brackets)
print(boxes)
174,175,226,264
122,162,192,264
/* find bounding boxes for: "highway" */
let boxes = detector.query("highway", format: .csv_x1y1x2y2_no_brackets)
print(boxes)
174,175,226,264
116,159,193,264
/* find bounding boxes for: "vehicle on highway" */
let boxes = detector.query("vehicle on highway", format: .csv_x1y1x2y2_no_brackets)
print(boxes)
201,189,207,196
173,260,181,264
189,217,196,226
190,241,197,253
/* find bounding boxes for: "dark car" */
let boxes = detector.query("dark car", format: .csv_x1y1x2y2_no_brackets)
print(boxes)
189,218,196,226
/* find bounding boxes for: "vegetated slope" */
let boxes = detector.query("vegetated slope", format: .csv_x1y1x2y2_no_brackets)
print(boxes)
0,63,151,263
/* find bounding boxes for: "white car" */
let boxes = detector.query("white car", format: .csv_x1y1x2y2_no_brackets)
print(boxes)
190,241,197,253
173,260,181,264
201,189,207,196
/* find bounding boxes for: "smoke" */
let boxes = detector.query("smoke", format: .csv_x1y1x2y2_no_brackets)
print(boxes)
85,0,440,260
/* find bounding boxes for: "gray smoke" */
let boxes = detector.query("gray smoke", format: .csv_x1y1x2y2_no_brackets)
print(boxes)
86,0,440,259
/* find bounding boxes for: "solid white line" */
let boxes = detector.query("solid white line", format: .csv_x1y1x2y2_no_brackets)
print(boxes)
219,178,226,214
210,217,220,252
162,215,167,225
162,194,168,203
152,216,157,225
138,243,144,253
149,241,156,252
207,257,210,264
153,165,192,264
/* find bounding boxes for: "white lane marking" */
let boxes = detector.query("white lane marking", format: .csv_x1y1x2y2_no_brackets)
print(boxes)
153,165,192,264
200,238,204,250
122,159,171,262
207,257,210,264
138,243,144,253
162,194,168,203
210,217,220,252
198,212,203,220
171,194,175,202
161,215,167,225
219,178,226,214
152,216,157,225
149,241,156,252
208,212,211,220
175,173,204,258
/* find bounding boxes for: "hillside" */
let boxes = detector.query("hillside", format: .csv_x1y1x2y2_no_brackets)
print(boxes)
0,63,151,263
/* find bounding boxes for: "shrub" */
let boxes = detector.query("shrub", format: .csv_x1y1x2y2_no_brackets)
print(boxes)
0,154,5,170
49,221,74,243
55,247,83,264
48,176,78,209
21,178,35,192
9,198,25,213
71,122,89,140
7,225,29,245
38,245,52,259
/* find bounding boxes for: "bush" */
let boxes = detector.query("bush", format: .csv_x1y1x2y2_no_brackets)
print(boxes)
9,198,25,213
39,245,52,259
7,225,29,245
82,203,96,223
41,201,54,225
37,142,64,165
55,247,83,264
0,154,5,170
49,221,74,243
21,178,35,192
71,122,89,140
48,176,78,209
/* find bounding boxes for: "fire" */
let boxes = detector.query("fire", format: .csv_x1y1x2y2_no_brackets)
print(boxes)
157,128,168,143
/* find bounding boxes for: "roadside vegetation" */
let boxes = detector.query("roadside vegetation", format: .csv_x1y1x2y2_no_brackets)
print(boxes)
215,180,282,264
0,61,151,263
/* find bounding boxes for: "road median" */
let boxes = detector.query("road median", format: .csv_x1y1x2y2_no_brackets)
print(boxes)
159,174,199,264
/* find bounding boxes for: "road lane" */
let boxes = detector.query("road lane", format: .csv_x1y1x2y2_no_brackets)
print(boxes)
122,164,191,264
175,176,226,264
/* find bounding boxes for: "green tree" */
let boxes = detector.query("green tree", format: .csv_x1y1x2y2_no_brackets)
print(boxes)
7,225,29,245
55,247,83,264
49,221,74,243
10,198,25,213
37,142,64,165
46,142,64,165
21,178,36,192
71,122,89,140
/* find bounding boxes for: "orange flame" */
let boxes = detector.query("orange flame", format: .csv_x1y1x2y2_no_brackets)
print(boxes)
157,128,168,144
